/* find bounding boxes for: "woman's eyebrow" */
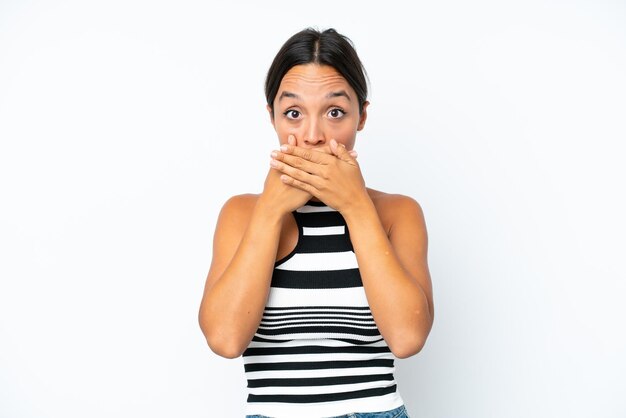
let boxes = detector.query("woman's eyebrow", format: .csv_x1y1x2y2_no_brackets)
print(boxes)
278,91,300,101
326,90,351,101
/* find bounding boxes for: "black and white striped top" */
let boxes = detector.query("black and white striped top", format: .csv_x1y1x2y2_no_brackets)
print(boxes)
242,199,404,418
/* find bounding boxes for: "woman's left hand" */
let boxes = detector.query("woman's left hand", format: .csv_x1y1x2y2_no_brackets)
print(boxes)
269,139,368,214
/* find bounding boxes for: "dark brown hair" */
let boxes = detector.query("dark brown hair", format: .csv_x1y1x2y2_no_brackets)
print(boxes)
265,28,369,117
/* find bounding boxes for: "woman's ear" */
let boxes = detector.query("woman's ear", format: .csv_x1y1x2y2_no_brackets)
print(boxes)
357,101,369,131
266,104,275,128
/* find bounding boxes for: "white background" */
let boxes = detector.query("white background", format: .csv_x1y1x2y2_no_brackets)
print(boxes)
1,1,625,417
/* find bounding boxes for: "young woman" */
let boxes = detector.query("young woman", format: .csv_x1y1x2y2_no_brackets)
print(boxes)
199,27,434,418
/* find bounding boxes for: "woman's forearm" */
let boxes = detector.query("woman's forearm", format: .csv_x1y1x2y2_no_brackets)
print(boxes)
199,197,283,358
342,197,433,358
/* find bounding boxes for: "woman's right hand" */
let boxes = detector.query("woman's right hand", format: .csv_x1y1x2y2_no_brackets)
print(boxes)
261,135,313,215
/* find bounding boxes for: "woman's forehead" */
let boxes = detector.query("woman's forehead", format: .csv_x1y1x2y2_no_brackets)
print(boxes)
277,64,355,101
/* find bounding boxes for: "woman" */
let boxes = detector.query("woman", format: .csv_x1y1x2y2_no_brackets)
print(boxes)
198,27,434,418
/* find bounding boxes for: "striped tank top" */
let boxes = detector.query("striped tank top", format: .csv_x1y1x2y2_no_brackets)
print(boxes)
242,199,404,418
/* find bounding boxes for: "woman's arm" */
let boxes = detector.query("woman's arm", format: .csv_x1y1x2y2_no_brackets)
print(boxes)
200,138,339,358
342,194,434,358
198,193,284,358
269,141,434,358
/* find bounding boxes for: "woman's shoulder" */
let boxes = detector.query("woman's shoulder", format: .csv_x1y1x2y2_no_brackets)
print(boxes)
219,193,261,216
367,188,425,233
367,188,422,210
212,194,262,240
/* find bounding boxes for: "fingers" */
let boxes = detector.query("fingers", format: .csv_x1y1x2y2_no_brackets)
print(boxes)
279,144,333,165
270,154,324,183
279,138,358,160
273,135,357,176
272,159,324,192
330,139,357,164
279,174,316,196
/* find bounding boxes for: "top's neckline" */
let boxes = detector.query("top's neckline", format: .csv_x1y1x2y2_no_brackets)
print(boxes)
305,199,328,207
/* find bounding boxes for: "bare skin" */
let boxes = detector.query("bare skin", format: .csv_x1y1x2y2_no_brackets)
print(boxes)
244,187,417,275
198,64,434,359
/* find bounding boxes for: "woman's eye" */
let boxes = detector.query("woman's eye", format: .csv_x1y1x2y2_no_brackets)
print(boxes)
284,110,301,119
328,108,345,119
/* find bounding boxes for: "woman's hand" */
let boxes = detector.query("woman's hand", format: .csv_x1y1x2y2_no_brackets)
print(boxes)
269,138,367,214
261,135,314,215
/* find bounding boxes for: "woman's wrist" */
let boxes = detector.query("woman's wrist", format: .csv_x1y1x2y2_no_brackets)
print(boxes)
340,191,375,222
255,194,288,225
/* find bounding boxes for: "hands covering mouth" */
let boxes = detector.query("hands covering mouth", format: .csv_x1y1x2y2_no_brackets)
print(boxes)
268,135,368,214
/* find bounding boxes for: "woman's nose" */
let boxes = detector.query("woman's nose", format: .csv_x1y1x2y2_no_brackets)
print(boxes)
302,120,325,146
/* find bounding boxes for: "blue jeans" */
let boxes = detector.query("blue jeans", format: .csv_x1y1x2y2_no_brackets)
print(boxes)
246,404,410,418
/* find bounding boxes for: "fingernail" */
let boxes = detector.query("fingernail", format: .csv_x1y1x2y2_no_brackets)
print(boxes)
271,151,278,158
350,150,358,157
280,144,288,151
